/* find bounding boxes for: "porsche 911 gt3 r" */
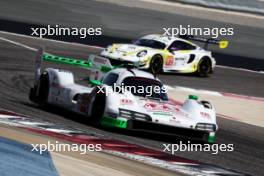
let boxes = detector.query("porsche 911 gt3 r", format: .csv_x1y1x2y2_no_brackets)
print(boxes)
101,34,228,76
29,52,218,143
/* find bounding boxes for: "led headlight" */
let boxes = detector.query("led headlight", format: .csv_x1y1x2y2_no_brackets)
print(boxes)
195,123,216,131
137,50,147,57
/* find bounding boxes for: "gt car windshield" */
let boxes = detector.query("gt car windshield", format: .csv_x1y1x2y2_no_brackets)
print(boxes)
133,39,166,49
122,77,168,101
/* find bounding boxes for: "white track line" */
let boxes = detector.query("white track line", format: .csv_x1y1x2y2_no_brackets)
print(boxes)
166,84,264,102
165,85,223,96
139,0,264,19
216,65,264,74
0,31,104,50
0,37,38,51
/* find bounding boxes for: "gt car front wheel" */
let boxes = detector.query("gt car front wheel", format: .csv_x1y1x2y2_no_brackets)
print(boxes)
149,55,163,75
197,58,212,77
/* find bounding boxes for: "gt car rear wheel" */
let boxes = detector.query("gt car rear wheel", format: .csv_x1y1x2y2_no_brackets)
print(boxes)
197,58,211,77
90,90,106,126
149,55,163,75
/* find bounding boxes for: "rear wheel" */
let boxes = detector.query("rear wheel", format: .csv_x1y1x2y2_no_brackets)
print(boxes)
197,58,211,77
149,55,163,75
29,86,38,103
37,72,50,106
90,89,106,126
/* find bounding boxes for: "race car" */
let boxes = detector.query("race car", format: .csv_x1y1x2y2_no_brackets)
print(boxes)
29,51,218,143
100,34,228,76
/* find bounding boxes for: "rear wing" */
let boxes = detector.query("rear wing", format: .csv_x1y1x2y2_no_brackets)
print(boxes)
179,35,229,49
33,49,113,86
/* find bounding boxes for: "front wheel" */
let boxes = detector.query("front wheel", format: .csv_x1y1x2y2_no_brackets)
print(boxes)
149,55,163,75
197,58,212,77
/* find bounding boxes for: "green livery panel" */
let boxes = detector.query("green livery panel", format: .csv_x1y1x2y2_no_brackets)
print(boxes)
100,116,128,129
42,53,93,69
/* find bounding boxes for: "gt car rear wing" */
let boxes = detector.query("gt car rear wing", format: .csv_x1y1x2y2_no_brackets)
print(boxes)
33,49,113,86
179,35,229,49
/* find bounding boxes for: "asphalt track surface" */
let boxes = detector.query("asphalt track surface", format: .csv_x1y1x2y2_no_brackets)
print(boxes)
0,0,264,71
0,34,264,176
0,0,264,176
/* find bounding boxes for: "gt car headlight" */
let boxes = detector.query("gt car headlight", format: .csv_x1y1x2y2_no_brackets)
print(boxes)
105,45,112,51
137,50,147,57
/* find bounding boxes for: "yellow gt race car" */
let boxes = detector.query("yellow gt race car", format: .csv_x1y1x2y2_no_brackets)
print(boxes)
100,34,228,76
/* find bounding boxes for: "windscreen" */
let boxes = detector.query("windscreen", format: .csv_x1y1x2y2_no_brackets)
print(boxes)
133,39,166,49
122,77,168,101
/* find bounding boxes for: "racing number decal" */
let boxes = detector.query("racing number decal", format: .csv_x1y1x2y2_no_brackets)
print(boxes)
165,56,174,66
144,102,180,112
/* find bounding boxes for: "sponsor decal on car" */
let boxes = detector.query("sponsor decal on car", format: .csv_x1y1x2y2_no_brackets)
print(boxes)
144,102,180,112
120,99,133,105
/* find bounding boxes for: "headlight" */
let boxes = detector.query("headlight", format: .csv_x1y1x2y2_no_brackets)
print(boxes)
137,50,147,57
195,123,216,131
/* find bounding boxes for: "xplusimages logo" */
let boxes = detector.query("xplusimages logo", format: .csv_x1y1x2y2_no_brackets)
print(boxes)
163,25,234,39
31,141,102,154
96,83,167,97
30,25,102,38
163,141,234,155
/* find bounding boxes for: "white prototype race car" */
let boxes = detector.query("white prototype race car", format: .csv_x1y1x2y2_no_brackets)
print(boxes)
101,34,228,76
29,51,218,142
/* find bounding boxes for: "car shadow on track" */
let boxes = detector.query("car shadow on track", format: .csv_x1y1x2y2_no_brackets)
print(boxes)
22,101,207,145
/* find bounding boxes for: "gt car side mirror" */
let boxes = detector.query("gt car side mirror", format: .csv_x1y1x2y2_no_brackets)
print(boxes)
89,79,102,86
168,47,180,53
219,40,229,49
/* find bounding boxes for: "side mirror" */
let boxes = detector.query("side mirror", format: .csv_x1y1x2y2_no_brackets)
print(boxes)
89,79,102,86
219,40,229,49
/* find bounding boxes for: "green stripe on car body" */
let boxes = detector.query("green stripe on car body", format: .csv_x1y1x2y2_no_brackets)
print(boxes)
42,53,93,68
100,116,128,128
42,53,114,74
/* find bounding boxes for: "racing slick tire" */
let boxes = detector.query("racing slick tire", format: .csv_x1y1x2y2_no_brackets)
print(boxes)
90,87,106,126
149,55,163,75
36,72,50,107
197,57,212,77
29,72,50,107
29,86,38,103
